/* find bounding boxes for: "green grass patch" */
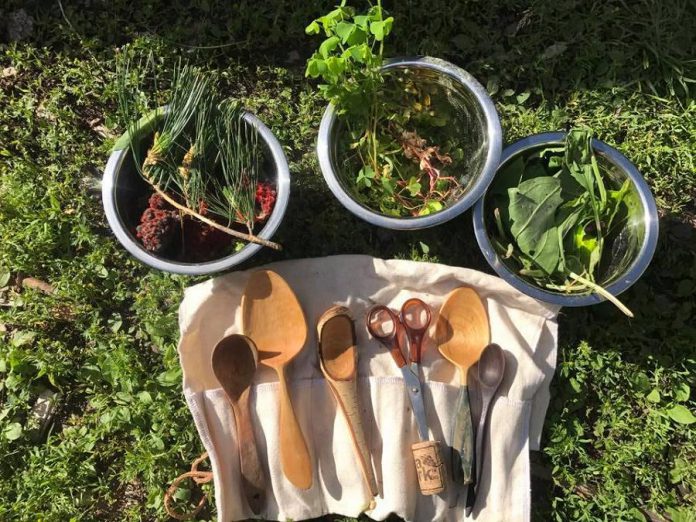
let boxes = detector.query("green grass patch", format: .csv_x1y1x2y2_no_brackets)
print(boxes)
1,1,695,520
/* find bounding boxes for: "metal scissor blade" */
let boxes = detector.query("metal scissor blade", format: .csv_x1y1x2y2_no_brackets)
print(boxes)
400,366,429,442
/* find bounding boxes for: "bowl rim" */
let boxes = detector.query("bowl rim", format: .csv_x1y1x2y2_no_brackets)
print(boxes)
101,111,290,275
472,131,660,307
317,55,503,230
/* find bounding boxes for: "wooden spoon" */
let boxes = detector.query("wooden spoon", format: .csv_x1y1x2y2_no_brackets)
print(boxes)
211,334,266,515
437,287,490,487
317,306,379,500
241,270,313,490
474,343,505,494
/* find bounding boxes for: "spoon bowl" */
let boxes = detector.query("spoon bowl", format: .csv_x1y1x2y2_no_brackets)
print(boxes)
478,343,505,389
212,334,258,400
242,270,307,367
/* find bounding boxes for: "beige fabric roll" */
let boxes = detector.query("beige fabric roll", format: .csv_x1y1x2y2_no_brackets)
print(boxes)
178,255,560,521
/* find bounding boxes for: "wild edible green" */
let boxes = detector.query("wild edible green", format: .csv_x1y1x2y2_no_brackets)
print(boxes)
305,1,466,217
115,57,281,255
489,130,634,316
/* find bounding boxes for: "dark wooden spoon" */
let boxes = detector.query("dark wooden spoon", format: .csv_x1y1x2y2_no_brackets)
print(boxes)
470,342,506,509
211,334,266,515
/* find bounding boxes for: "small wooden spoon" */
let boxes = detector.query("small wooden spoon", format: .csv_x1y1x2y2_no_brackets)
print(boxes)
211,334,266,515
474,343,505,494
241,270,313,490
437,287,490,487
318,306,379,499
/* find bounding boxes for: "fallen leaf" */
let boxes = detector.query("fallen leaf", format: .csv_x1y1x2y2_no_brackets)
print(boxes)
21,277,54,294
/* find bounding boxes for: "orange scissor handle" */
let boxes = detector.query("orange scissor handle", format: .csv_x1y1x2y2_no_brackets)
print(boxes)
367,305,407,368
400,298,431,365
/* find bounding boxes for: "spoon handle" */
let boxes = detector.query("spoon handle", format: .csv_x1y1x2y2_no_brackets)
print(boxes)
450,385,474,485
277,365,313,490
326,378,379,497
230,390,266,515
474,397,491,492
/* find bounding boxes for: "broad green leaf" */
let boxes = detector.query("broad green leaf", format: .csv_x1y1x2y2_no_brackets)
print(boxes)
12,330,36,348
334,21,355,43
646,389,661,403
325,56,345,76
305,58,326,78
516,91,530,104
357,166,374,188
319,36,340,59
156,369,181,387
508,176,563,273
670,458,688,484
675,383,691,402
381,177,394,195
491,156,525,196
369,17,393,41
418,200,443,216
3,422,22,441
305,20,320,34
406,176,421,196
137,391,153,404
606,179,630,231
667,404,696,425
632,372,651,393
353,15,369,29
0,268,10,287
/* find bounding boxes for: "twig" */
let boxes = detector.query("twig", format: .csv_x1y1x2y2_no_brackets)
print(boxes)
568,271,634,318
149,183,282,251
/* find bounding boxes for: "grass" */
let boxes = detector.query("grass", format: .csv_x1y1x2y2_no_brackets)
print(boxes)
0,0,695,520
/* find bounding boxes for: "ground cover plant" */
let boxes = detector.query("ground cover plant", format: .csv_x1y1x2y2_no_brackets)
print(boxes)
0,0,695,520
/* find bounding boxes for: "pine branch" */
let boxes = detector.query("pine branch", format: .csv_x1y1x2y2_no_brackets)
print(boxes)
146,178,282,251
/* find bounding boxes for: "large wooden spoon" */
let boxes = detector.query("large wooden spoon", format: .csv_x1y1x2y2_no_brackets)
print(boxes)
241,270,313,490
317,305,378,500
211,334,266,515
437,287,490,487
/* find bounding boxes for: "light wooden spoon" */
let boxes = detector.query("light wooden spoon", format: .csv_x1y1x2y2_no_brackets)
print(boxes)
317,306,378,500
437,287,490,487
211,334,266,515
241,270,313,490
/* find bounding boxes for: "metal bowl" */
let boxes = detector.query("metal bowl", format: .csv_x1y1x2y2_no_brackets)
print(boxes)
102,112,290,275
473,132,659,307
317,56,502,230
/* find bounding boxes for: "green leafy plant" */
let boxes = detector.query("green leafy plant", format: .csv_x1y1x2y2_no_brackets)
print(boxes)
305,1,465,217
488,129,634,315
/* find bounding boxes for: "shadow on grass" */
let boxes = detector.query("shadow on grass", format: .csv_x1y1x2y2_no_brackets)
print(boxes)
8,0,695,100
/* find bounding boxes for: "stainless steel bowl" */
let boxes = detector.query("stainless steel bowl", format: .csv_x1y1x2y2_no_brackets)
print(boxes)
317,56,502,230
473,132,659,307
102,112,290,275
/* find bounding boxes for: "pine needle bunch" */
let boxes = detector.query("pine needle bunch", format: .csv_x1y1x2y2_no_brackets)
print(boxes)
139,64,210,195
208,101,261,233
115,53,281,251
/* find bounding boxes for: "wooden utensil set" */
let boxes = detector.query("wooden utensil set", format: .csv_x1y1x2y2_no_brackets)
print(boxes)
211,270,502,515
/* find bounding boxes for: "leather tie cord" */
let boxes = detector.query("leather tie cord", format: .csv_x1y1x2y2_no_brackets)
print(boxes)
164,453,213,520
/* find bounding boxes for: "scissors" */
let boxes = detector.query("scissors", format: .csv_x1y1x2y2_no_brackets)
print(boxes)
367,298,431,442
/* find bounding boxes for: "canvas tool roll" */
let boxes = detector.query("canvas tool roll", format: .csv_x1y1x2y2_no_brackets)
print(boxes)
177,255,560,521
